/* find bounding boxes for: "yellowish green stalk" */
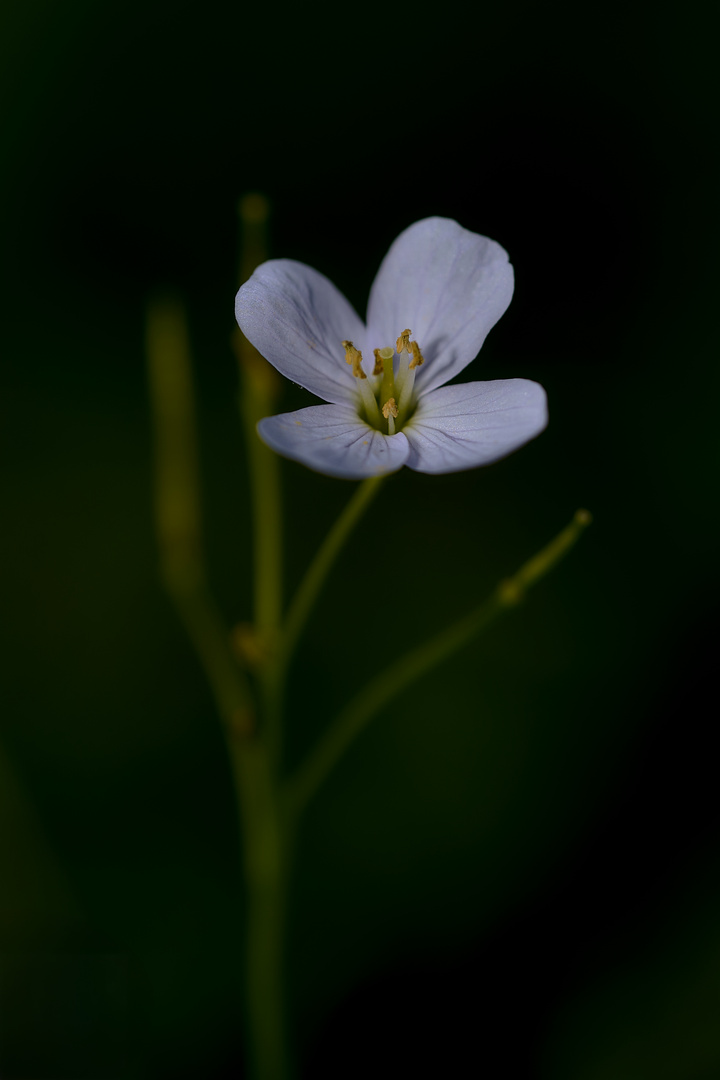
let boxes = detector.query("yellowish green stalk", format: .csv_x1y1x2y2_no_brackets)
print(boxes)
284,509,592,818
146,296,253,732
148,292,289,1080
273,476,385,701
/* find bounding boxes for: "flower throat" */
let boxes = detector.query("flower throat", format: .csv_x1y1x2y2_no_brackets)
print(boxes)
341,328,425,435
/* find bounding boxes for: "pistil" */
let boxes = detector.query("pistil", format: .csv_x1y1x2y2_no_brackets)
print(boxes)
378,346,395,411
342,331,424,434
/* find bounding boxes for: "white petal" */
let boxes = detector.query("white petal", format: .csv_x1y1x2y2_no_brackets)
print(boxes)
366,218,515,396
403,380,547,474
236,260,368,405
257,405,410,480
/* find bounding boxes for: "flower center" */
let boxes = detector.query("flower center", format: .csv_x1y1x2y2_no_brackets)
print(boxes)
341,329,425,435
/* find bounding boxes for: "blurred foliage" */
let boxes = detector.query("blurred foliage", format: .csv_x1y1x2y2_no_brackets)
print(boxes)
1,0,718,1076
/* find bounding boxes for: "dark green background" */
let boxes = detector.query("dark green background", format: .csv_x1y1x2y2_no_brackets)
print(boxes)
1,1,718,1076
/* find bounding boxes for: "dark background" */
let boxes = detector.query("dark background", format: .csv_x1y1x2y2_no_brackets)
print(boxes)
1,0,718,1076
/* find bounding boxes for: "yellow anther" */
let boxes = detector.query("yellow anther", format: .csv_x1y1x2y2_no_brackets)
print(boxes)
396,328,412,353
381,397,398,419
342,339,367,379
408,340,425,369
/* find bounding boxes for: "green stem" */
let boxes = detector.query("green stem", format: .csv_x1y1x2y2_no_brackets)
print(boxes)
285,509,592,818
236,194,283,645
173,588,254,732
148,289,292,1079
241,373,283,641
258,476,384,772
233,197,294,1079
230,739,293,1080
236,359,292,1079
277,475,385,678
239,359,285,762
147,296,253,731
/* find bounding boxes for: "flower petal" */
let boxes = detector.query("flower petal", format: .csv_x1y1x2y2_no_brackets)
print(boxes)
236,260,367,404
403,380,547,474
257,405,410,480
366,218,515,396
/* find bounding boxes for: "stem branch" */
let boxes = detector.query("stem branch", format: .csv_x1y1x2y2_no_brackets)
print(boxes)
147,296,253,731
278,476,385,676
285,509,592,817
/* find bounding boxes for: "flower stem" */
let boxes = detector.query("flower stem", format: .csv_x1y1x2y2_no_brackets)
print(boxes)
148,293,291,1078
233,196,295,1079
237,348,286,764
236,194,283,641
240,359,283,641
146,295,254,731
284,509,592,818
275,476,385,690
230,737,294,1080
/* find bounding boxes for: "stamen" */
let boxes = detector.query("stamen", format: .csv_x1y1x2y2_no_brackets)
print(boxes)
396,365,416,423
357,375,381,425
343,338,380,424
342,339,366,379
395,343,410,396
408,340,425,369
396,328,412,354
382,397,398,436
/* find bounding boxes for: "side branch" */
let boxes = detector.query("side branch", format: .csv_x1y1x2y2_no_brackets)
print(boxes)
279,476,385,670
284,509,592,817
147,297,253,734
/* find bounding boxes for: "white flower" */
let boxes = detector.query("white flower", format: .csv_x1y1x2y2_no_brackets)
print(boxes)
235,217,547,479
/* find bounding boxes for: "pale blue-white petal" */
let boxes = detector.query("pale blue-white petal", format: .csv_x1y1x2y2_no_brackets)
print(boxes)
403,380,547,474
366,218,515,396
236,260,368,405
257,404,410,480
